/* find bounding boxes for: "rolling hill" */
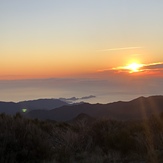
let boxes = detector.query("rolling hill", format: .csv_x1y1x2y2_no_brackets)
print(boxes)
1,96,163,121
0,99,68,115
26,95,163,121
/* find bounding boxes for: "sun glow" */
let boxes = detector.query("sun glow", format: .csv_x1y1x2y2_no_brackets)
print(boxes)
125,63,143,73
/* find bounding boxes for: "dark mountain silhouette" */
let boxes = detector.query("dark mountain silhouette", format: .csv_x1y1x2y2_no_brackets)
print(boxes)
69,113,96,124
0,99,68,115
26,95,163,121
0,102,21,114
18,99,68,111
1,95,163,120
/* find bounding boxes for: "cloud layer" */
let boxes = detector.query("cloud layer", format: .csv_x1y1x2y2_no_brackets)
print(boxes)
98,62,163,76
59,95,96,103
141,62,163,70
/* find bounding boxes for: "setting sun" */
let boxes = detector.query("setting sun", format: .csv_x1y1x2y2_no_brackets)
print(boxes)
112,62,144,73
125,63,143,73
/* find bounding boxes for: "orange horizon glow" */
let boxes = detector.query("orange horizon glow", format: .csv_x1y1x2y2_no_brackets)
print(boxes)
1,57,163,80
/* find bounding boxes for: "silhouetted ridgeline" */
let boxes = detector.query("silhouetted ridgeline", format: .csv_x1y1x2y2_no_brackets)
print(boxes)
1,96,163,121
26,95,163,121
0,99,69,114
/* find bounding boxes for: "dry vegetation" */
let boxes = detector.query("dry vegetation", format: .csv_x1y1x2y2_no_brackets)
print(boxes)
0,113,163,163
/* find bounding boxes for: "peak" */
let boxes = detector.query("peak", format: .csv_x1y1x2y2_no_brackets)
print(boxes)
76,113,91,118
130,95,163,103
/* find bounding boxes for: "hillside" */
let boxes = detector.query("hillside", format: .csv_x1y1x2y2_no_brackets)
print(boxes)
26,95,163,121
0,99,68,115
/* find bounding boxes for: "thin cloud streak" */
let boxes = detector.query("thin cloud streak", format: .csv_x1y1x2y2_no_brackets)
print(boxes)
99,47,143,52
142,62,163,69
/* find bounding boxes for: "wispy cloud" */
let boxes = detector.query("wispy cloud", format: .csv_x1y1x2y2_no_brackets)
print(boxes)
59,95,96,103
141,62,163,70
99,47,143,52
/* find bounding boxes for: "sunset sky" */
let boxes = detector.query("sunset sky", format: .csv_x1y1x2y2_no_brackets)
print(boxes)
1,1,163,102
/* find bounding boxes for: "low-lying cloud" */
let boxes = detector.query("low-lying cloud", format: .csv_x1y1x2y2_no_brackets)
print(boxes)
98,62,163,76
59,95,96,103
141,62,163,70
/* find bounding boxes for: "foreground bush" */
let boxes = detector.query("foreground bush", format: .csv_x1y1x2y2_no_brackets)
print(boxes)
0,113,163,162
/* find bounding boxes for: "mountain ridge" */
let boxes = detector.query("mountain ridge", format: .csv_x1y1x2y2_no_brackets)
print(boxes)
0,98,69,114
26,95,163,121
1,95,163,121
